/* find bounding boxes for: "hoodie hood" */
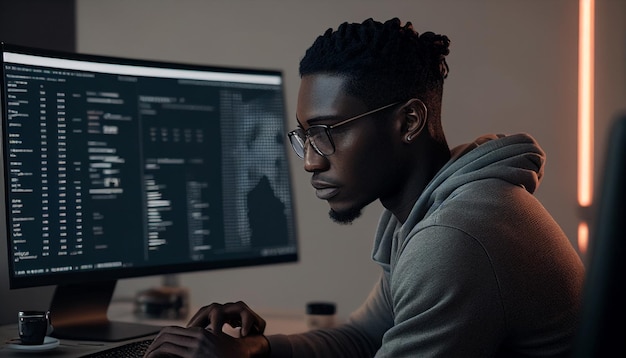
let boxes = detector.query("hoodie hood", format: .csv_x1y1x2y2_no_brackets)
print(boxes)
372,133,546,269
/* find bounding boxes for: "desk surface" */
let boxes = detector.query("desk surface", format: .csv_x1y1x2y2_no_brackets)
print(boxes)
0,300,308,357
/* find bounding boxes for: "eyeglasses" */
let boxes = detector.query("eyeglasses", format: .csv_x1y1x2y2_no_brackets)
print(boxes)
287,101,400,158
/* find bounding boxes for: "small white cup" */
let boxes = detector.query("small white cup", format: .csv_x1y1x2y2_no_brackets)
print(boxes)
306,302,336,330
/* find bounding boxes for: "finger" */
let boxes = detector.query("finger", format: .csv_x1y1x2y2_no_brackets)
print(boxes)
226,302,266,336
145,326,216,357
144,326,197,357
220,301,247,324
197,302,246,333
206,304,227,333
144,339,186,358
186,303,222,329
186,306,209,327
186,301,264,335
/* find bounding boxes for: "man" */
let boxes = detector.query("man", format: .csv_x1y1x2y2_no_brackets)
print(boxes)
144,18,585,357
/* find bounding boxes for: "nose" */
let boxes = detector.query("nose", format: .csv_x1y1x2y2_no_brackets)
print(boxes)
303,140,329,172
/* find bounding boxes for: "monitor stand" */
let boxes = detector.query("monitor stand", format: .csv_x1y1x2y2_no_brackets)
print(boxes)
49,280,161,342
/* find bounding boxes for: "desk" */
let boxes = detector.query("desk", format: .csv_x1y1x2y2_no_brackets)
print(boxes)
0,300,309,357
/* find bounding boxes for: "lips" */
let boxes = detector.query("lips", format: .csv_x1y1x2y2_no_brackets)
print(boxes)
311,179,340,200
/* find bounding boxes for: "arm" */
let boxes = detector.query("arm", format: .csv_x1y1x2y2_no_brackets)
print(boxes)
142,286,390,358
376,226,505,357
143,282,392,358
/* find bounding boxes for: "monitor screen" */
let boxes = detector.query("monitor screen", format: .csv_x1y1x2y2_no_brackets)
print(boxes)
1,43,298,341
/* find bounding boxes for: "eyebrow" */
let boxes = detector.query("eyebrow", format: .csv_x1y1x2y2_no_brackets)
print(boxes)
295,114,342,127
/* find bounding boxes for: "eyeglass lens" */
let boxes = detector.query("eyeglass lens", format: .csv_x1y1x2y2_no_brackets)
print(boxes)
289,127,334,158
288,130,306,158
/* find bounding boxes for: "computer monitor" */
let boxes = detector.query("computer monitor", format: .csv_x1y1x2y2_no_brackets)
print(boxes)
0,43,298,342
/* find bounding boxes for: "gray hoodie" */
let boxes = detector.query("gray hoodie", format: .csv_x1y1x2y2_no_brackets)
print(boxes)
268,133,585,357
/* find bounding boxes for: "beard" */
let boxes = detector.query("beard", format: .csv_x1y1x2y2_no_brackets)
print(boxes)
328,207,362,224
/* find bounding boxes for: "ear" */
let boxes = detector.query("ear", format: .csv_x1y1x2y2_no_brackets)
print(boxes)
402,98,428,143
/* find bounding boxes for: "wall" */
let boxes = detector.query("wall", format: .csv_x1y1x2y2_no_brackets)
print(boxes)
2,0,624,324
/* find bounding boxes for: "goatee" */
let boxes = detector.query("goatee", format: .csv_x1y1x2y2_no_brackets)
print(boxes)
329,207,362,224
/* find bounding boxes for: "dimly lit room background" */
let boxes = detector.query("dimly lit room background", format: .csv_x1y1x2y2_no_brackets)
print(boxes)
1,0,625,325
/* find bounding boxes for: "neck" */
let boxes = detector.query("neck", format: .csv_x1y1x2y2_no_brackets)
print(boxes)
382,141,450,224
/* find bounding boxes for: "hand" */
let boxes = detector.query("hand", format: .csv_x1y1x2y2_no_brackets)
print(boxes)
143,325,270,358
187,301,266,337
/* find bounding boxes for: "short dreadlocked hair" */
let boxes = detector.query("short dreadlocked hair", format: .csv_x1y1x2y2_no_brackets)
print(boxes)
299,18,450,144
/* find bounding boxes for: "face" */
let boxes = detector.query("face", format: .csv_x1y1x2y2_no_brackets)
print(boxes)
295,74,403,223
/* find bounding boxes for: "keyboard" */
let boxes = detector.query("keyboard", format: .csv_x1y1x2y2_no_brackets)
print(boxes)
81,338,153,357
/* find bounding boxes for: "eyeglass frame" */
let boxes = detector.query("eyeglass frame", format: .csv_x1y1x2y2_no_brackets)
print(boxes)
287,101,401,158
